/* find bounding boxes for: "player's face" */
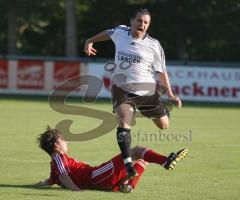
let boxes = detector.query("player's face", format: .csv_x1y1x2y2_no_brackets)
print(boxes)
56,138,68,154
130,13,151,38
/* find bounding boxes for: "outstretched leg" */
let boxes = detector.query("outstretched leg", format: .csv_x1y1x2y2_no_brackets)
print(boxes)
113,146,188,193
130,146,188,170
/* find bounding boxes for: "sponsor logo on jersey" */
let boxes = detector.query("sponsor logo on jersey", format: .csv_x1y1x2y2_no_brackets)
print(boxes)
117,51,142,64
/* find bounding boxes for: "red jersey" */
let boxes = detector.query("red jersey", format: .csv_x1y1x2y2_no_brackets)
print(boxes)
47,153,144,191
48,153,93,189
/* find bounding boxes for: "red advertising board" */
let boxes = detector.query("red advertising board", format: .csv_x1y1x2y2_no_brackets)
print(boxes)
53,61,80,90
0,59,8,88
17,60,44,89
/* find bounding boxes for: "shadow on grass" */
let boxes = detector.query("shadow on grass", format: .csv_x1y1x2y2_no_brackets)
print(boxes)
0,184,115,194
0,184,64,197
0,183,62,191
19,193,58,197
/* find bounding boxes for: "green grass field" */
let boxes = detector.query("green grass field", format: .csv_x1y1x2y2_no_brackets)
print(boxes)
0,97,240,200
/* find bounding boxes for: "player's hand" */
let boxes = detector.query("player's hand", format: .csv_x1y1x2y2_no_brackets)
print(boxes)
169,95,182,108
84,40,97,56
34,180,49,186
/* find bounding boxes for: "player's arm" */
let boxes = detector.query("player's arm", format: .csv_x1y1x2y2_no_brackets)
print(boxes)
59,173,81,191
154,41,182,108
156,72,182,108
84,31,111,56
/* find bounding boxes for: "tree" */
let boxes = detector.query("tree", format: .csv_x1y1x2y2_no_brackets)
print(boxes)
7,0,17,55
0,0,239,62
65,0,77,57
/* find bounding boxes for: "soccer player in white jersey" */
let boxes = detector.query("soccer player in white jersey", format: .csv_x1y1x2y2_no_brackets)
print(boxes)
84,9,182,179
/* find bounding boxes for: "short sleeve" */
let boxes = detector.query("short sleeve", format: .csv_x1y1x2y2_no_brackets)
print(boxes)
153,42,167,73
52,154,69,175
105,25,129,42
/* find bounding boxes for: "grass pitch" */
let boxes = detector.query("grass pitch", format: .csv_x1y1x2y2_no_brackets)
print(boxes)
0,96,239,200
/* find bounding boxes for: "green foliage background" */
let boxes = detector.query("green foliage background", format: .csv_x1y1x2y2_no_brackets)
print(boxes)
0,0,240,62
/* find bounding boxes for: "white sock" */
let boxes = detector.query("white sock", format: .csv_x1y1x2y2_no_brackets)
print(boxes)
124,157,132,165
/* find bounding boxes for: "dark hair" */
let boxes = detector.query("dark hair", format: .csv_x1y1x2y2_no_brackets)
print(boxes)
37,126,64,156
131,8,151,20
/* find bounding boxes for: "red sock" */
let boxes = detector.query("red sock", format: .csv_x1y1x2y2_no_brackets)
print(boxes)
129,159,147,189
142,148,167,166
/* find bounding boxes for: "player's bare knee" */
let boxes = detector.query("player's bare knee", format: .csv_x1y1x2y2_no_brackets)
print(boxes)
117,115,132,129
118,122,131,129
158,123,169,130
117,117,131,129
153,116,169,130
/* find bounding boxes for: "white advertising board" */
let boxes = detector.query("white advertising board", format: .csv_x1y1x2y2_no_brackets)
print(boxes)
87,62,240,103
1,59,240,103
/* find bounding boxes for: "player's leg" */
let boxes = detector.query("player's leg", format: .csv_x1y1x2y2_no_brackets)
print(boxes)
115,103,138,179
112,158,148,193
115,103,134,129
130,145,188,170
117,159,148,193
151,99,171,129
127,159,148,190
137,93,171,130
111,84,138,179
152,115,169,129
130,146,167,166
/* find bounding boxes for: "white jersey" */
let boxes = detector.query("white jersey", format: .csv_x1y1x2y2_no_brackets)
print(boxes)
106,25,167,96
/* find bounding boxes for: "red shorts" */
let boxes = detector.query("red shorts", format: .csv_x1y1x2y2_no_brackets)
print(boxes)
89,154,126,191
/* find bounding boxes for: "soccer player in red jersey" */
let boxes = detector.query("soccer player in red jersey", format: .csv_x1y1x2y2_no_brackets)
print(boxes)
36,127,188,192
